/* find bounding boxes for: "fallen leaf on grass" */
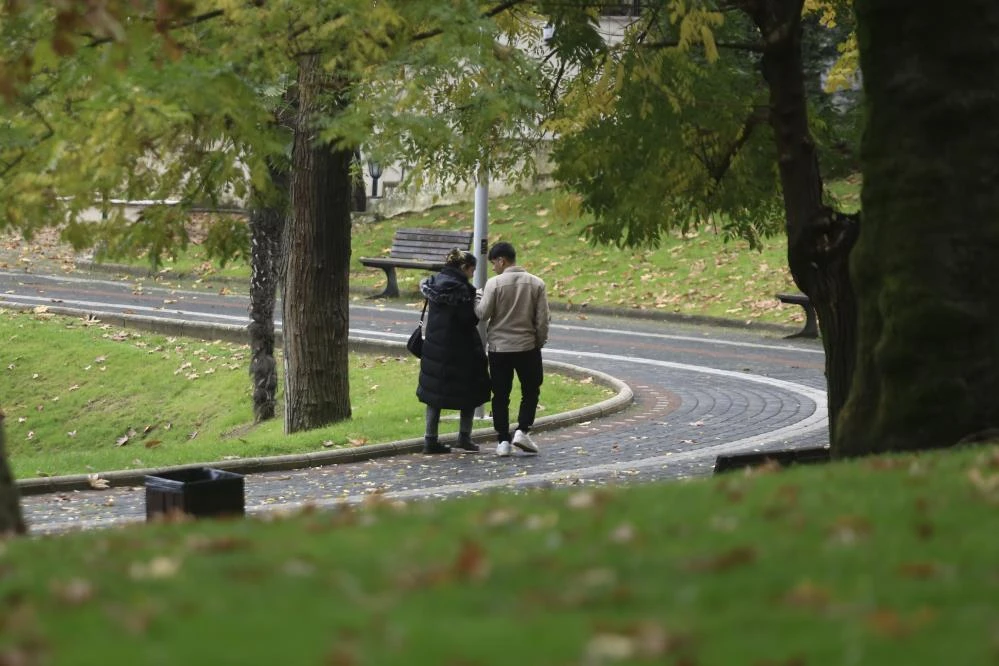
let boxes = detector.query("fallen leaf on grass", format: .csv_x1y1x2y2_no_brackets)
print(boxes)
144,440,162,449
782,580,832,610
453,539,490,581
897,562,946,579
866,607,936,638
115,434,131,447
567,490,596,509
482,507,518,526
685,546,756,573
609,522,636,544
130,556,181,580
584,622,688,663
967,467,999,495
186,535,253,553
50,578,95,605
827,515,873,545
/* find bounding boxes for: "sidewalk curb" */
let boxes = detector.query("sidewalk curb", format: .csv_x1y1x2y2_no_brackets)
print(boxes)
13,309,634,495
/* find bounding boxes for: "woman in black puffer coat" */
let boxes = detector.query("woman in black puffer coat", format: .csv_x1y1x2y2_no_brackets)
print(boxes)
417,248,491,453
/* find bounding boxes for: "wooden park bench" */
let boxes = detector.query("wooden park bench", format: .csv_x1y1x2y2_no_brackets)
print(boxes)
775,292,818,339
359,228,473,298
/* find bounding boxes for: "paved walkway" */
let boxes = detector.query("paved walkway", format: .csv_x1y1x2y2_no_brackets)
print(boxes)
0,270,828,534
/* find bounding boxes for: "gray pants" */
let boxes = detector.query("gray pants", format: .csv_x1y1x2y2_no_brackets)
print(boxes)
425,406,474,440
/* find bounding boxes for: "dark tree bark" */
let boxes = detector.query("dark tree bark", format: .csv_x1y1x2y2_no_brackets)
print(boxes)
248,164,288,423
282,54,353,433
836,0,999,455
351,149,367,212
0,413,27,536
745,0,859,447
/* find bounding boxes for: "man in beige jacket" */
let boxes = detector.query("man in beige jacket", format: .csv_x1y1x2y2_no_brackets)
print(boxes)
475,242,550,457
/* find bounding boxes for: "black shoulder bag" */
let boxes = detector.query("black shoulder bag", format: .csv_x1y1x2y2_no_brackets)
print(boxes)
406,300,428,358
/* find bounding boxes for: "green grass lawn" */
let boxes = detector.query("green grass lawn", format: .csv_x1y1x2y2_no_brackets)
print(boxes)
0,308,612,479
2,442,997,664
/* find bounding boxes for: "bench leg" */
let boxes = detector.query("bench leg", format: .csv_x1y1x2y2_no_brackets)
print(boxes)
368,266,400,299
785,302,819,339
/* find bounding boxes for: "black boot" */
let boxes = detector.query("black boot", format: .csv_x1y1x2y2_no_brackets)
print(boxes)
455,434,479,452
423,436,451,454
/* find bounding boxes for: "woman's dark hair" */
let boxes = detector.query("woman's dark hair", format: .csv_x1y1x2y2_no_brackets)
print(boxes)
445,248,477,270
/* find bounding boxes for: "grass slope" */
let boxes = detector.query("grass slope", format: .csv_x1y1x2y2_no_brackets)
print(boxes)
1,442,997,664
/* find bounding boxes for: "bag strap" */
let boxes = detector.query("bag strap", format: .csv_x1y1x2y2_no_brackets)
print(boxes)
419,299,428,323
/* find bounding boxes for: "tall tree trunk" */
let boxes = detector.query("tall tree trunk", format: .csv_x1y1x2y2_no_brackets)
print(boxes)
282,55,353,433
836,0,999,455
751,0,859,447
248,164,288,423
0,413,27,536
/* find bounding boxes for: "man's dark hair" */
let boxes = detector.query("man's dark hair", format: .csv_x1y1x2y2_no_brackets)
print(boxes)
487,242,516,262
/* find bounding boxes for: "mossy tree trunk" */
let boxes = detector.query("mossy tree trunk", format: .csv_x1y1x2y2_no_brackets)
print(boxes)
836,0,999,455
281,54,353,434
746,0,860,444
248,164,288,423
0,413,27,536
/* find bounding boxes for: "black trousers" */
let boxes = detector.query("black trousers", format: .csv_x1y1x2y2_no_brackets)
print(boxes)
488,348,543,443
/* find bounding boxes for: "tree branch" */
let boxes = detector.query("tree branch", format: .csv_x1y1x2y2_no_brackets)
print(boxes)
716,105,768,180
411,0,528,42
699,104,769,183
85,9,225,48
0,101,55,178
634,5,662,45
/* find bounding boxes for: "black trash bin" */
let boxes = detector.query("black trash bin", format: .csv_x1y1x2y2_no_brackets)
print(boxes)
145,467,245,520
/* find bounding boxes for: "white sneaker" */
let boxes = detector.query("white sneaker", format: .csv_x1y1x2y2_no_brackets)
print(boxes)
512,429,539,453
496,441,512,457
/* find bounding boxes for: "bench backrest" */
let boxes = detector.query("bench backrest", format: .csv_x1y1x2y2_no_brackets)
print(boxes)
390,228,473,262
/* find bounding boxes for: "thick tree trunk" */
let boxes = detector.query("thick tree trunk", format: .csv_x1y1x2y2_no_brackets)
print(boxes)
248,165,287,423
836,0,999,455
282,55,353,433
752,0,859,447
0,413,27,536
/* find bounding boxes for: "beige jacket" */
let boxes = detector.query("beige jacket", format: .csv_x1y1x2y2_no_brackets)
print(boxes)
475,266,550,352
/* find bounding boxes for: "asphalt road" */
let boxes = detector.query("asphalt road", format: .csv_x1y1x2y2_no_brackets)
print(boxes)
0,268,829,534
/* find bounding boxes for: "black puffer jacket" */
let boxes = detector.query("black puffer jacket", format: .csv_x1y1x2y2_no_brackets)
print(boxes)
416,266,491,409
